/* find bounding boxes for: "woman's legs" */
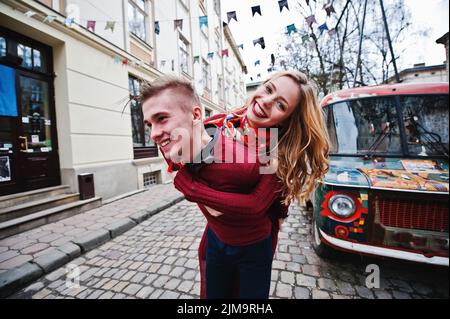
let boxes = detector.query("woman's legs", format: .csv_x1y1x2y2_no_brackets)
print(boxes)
238,234,273,299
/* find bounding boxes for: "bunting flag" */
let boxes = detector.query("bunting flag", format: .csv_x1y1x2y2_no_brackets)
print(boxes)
251,5,262,17
253,37,265,49
255,60,261,66
43,15,57,23
65,17,75,27
207,52,214,60
227,11,237,23
267,67,273,73
174,19,183,30
121,58,128,66
278,0,289,12
319,23,329,35
193,56,200,63
237,44,244,50
250,77,253,81
161,60,166,67
271,54,275,66
286,23,296,35
24,11,36,18
114,56,121,64
105,21,116,32
257,73,261,78
325,4,336,16
306,15,316,27
87,20,96,32
221,49,229,58
155,21,160,35
301,34,310,44
199,16,208,28
242,66,248,74
328,28,337,36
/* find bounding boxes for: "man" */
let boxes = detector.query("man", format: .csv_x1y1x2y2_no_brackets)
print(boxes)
140,75,286,299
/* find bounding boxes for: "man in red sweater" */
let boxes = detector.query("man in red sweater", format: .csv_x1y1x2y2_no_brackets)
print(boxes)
140,76,286,299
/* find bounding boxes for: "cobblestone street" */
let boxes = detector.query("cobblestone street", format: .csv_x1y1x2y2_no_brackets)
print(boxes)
8,197,448,299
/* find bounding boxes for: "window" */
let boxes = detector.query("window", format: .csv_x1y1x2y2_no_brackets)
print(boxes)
128,0,147,42
143,172,159,187
179,35,190,75
17,44,46,73
128,75,158,158
204,108,211,119
324,97,402,155
400,95,449,157
213,0,220,16
202,58,211,91
217,77,224,102
0,37,6,57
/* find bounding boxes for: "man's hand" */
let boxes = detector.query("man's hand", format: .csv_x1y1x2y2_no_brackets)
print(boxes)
204,205,223,217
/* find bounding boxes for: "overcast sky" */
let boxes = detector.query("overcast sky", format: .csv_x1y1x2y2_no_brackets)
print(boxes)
221,0,449,83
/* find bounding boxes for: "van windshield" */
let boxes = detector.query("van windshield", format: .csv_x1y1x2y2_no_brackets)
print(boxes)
324,95,449,157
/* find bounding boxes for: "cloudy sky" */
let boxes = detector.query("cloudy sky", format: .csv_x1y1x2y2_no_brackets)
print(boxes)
221,0,449,82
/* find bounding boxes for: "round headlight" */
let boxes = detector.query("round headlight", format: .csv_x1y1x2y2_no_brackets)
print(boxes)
328,194,356,218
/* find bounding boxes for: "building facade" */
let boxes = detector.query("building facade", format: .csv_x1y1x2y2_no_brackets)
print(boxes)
0,0,247,199
436,32,449,81
386,63,448,84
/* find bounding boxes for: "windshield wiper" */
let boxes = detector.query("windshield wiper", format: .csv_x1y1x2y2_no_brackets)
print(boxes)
363,122,392,159
406,116,449,158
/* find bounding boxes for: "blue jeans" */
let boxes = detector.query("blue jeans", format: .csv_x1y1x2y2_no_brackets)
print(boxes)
205,227,273,299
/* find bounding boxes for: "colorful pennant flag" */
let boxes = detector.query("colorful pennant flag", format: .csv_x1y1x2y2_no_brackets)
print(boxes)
65,17,75,27
251,5,262,17
105,21,116,32
328,28,337,36
155,21,160,35
87,20,96,32
199,16,208,28
24,11,36,18
301,34,310,44
121,58,128,66
193,56,200,63
255,60,261,66
227,11,237,23
325,4,336,16
271,54,275,66
221,49,229,58
253,37,265,49
319,23,329,35
278,0,289,12
286,24,296,35
207,52,214,60
174,19,183,30
237,44,244,50
114,56,121,64
306,15,316,27
43,15,57,23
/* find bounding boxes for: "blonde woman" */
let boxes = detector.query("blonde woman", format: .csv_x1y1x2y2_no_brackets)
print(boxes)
172,70,330,298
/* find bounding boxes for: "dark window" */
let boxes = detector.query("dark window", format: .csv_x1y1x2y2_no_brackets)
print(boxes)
17,43,46,73
128,0,147,42
401,95,449,157
204,108,211,119
325,97,402,155
128,75,158,158
0,37,6,57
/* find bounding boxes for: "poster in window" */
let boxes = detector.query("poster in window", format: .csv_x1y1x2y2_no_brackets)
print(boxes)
0,156,11,182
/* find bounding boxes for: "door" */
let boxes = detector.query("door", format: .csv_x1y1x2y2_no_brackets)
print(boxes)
0,27,60,196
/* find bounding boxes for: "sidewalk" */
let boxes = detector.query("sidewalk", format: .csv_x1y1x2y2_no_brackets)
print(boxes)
0,184,183,297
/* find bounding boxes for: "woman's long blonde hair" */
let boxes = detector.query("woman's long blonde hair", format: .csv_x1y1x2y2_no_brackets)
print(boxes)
253,71,330,205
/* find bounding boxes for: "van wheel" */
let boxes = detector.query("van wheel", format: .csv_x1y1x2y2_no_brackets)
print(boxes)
312,218,336,259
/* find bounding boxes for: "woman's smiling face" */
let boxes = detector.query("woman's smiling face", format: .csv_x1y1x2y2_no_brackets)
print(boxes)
246,75,301,128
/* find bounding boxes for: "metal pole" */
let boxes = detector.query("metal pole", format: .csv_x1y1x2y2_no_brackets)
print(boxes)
380,0,400,83
354,0,368,87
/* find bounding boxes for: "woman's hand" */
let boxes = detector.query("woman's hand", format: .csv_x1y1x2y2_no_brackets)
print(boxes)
204,205,224,217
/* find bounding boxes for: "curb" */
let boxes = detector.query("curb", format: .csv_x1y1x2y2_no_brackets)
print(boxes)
0,195,185,298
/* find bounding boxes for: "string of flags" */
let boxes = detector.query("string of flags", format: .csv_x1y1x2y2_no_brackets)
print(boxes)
22,0,339,78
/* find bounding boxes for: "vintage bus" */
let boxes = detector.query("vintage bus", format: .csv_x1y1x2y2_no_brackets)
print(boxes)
312,82,449,266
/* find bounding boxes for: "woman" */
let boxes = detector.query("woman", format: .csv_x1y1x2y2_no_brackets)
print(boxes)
173,70,330,298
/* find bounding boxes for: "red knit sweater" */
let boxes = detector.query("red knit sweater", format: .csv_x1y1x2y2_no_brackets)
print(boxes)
174,131,285,246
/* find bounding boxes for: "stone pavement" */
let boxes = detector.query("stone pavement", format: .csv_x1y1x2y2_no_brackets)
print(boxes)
8,199,450,299
0,184,184,297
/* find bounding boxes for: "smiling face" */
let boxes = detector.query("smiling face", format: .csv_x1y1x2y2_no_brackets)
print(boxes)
246,75,301,128
142,89,200,163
